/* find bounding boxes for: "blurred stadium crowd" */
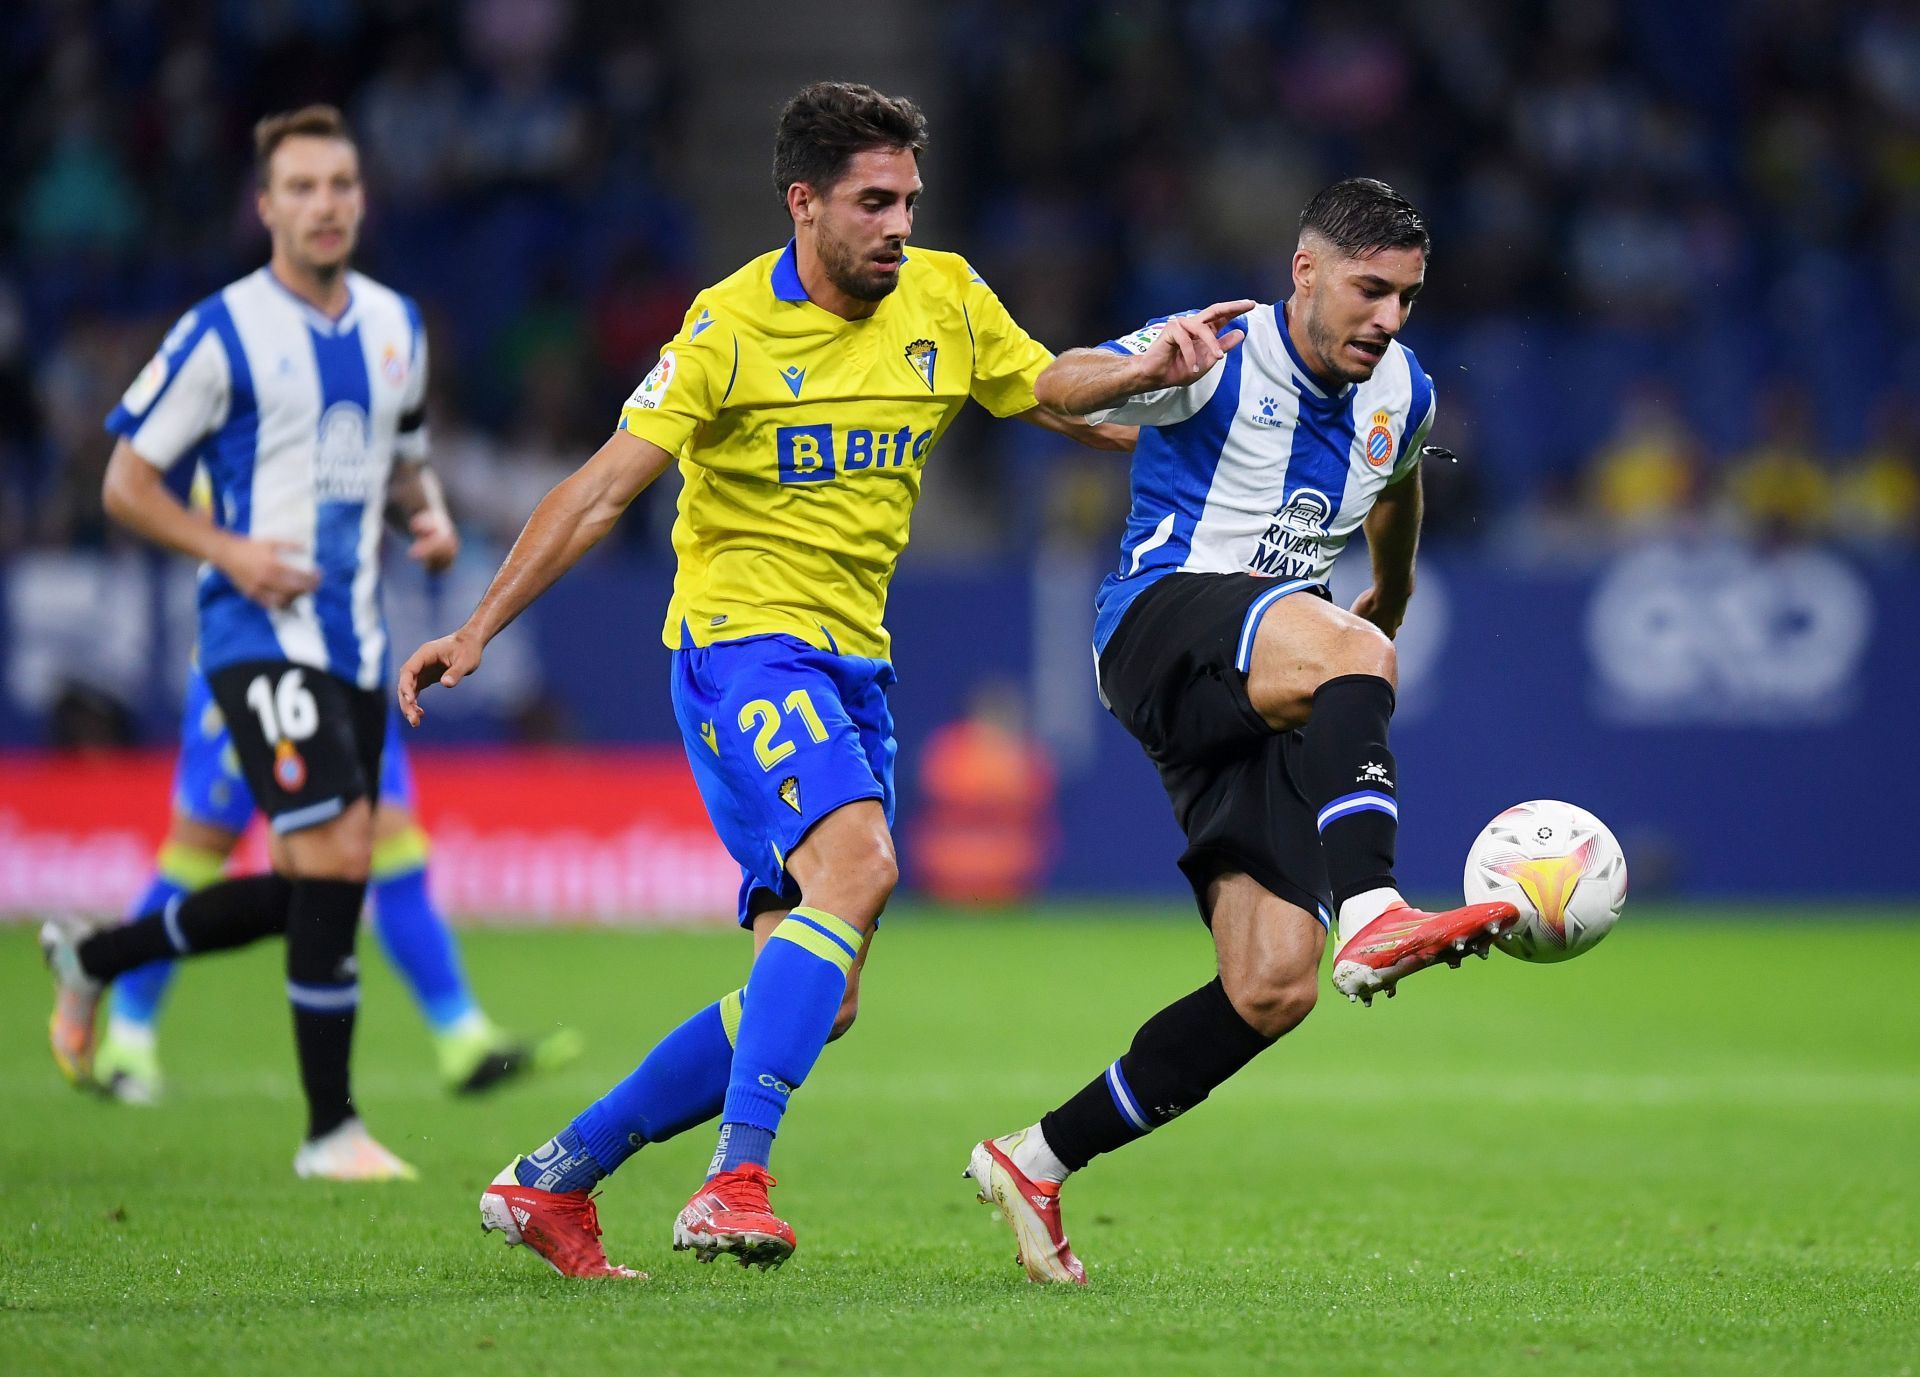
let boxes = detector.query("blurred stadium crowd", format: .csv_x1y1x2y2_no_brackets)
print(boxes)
2,0,1917,563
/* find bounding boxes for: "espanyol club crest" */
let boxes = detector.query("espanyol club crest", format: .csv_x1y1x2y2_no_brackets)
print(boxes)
903,338,937,391
381,343,408,386
1366,409,1395,468
273,739,308,792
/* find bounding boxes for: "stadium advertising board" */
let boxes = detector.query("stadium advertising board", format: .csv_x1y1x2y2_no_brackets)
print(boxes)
0,749,739,922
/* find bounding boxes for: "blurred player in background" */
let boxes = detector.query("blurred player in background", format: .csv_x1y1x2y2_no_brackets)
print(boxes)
967,180,1519,1282
399,81,1129,1277
93,647,579,1105
40,105,452,1180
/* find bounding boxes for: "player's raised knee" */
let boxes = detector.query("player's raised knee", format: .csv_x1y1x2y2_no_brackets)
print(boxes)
1335,617,1397,689
1225,966,1319,1040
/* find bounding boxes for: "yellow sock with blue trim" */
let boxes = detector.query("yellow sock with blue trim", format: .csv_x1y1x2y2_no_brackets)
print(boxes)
109,841,228,1028
710,908,859,1176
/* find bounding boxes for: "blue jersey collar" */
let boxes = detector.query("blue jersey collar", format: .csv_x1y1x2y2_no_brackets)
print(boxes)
771,239,808,302
770,237,911,306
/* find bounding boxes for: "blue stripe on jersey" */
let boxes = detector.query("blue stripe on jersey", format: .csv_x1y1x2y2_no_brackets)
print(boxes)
1281,379,1356,537
1091,325,1246,653
1396,347,1434,467
308,323,373,680
195,298,281,673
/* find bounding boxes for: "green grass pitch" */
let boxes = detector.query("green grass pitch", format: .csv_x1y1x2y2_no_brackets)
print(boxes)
4,906,1916,1376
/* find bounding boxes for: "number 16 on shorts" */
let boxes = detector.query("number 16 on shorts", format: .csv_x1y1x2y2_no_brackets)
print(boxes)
205,659,387,830
245,666,319,790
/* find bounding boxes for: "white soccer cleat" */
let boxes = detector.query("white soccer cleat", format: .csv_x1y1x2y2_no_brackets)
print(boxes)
293,1119,419,1182
39,914,106,1088
965,1133,1086,1285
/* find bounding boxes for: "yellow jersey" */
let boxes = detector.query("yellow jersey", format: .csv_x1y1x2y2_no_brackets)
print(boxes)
618,241,1052,658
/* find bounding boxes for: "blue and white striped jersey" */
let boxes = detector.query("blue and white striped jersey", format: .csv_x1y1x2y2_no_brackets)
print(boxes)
106,268,429,689
1088,302,1435,655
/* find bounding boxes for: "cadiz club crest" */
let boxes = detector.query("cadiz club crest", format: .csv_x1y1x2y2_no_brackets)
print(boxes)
903,338,937,391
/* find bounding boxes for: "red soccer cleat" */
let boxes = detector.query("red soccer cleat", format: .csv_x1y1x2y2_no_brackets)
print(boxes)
1332,901,1520,1006
672,1164,796,1270
965,1135,1086,1284
479,1160,644,1279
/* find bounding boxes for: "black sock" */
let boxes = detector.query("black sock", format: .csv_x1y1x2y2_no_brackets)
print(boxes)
1300,673,1400,906
285,878,366,1141
1040,977,1275,1171
78,875,294,981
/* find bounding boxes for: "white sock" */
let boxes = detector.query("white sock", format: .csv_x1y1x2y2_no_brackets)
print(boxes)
105,1015,156,1050
1337,886,1405,948
439,1009,491,1042
1001,1124,1070,1184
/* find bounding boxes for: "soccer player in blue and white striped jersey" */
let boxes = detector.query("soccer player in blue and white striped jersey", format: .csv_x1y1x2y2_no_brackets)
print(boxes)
39,105,451,1181
968,179,1520,1282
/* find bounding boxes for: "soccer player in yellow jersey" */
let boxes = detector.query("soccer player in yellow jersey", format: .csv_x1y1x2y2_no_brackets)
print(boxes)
397,81,1127,1278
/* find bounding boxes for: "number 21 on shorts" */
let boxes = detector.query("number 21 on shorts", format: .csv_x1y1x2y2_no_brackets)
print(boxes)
245,668,318,791
737,689,829,770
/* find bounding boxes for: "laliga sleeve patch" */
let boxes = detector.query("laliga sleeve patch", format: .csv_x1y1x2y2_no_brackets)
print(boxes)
626,348,677,411
1115,322,1168,355
121,354,170,416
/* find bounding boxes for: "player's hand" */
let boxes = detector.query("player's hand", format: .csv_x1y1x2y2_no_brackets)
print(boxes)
1350,585,1411,640
1134,299,1257,390
407,509,460,573
397,630,483,726
216,535,320,609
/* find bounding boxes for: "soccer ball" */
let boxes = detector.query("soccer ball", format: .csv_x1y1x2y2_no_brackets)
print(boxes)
1463,800,1627,962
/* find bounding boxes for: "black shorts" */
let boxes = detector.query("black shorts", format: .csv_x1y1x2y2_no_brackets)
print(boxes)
1096,573,1332,926
205,660,386,834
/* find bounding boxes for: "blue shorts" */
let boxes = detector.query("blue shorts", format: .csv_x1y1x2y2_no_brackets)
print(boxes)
173,665,414,834
670,634,897,927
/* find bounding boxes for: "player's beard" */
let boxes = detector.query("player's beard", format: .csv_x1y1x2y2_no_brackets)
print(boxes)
1303,297,1371,385
818,223,902,303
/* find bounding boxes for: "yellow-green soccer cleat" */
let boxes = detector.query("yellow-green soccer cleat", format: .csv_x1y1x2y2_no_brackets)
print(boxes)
93,1026,164,1106
437,1019,585,1095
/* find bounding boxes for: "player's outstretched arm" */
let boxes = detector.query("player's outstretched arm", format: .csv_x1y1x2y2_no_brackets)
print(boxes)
398,428,674,724
1035,300,1256,417
101,438,319,608
1351,465,1423,639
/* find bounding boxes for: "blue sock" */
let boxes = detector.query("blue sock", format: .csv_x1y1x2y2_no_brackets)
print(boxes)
572,990,742,1173
710,908,860,1176
514,1126,606,1193
368,840,477,1032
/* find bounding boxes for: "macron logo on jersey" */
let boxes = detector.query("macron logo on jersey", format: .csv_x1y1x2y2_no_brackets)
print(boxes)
781,365,806,398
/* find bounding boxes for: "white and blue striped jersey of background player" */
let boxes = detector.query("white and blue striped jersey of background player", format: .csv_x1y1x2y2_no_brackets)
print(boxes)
1086,302,1434,665
105,268,429,690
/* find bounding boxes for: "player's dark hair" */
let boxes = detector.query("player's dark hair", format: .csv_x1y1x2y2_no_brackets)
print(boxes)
1299,178,1430,259
253,104,356,187
772,81,928,202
